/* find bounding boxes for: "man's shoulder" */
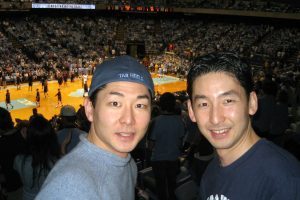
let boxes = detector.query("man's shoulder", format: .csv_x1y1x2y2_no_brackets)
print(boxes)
255,140,300,176
36,155,100,199
204,140,300,177
36,170,98,199
47,153,89,178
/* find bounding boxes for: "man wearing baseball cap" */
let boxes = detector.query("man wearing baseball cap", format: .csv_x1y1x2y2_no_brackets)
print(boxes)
56,105,86,155
37,55,154,199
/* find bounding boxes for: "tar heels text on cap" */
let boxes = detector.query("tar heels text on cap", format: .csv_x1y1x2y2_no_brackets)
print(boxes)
118,73,144,81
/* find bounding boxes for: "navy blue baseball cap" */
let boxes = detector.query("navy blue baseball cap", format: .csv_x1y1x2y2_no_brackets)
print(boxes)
88,55,154,97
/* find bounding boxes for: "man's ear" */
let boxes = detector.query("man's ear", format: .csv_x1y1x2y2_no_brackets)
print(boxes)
187,99,197,122
84,98,94,123
248,91,258,116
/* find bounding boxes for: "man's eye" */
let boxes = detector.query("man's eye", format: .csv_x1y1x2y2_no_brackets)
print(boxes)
198,102,208,107
136,104,147,109
200,103,208,107
224,99,234,104
110,101,120,107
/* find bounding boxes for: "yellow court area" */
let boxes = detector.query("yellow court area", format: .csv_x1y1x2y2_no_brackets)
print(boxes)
2,74,187,122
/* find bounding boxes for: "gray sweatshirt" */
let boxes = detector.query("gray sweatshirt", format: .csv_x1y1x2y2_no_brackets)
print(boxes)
36,134,137,200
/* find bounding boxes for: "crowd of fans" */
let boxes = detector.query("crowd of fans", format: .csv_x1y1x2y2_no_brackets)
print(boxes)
0,14,299,86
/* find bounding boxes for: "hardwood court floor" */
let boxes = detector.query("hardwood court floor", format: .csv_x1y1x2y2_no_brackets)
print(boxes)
3,74,187,122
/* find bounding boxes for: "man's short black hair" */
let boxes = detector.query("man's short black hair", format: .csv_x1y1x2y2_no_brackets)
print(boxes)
187,52,254,101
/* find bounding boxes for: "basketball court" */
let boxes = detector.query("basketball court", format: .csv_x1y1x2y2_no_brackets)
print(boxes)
0,74,187,122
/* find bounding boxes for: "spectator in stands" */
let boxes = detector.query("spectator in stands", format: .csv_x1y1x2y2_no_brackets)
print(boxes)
0,107,26,200
187,52,300,200
252,78,277,138
56,105,86,155
14,116,60,200
148,92,185,200
182,112,214,185
36,55,154,199
75,104,90,133
29,108,43,122
269,89,290,145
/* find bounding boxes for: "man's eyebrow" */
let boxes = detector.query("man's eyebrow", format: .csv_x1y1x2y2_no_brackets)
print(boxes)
109,92,150,100
137,94,150,100
109,91,123,97
193,94,207,101
193,90,240,101
220,90,240,97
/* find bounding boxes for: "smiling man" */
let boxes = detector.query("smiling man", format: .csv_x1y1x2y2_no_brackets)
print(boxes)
187,52,300,200
36,55,154,200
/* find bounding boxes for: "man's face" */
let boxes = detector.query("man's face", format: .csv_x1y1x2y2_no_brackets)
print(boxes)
85,81,151,158
188,72,257,156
